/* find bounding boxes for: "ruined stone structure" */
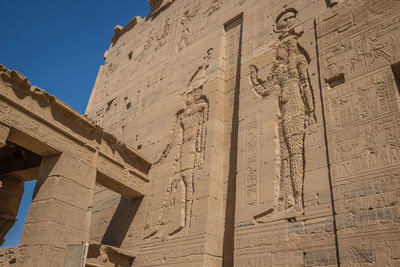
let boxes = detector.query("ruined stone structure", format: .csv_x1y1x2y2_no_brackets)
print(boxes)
1,0,400,266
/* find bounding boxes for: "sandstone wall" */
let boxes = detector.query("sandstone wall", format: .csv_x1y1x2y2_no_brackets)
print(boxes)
86,0,400,266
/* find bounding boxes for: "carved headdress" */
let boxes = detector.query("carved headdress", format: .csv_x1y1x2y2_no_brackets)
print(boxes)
273,8,303,39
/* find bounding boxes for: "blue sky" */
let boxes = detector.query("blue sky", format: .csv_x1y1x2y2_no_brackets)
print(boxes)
0,0,150,248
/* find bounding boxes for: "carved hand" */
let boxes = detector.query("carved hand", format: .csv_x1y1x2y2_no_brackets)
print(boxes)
279,91,288,103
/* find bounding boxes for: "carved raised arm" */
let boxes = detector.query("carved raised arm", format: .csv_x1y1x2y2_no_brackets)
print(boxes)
249,65,275,98
156,112,183,164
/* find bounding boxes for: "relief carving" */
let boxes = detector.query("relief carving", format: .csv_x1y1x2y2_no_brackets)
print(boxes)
85,244,135,267
137,19,171,61
156,19,171,50
245,115,258,206
331,119,400,180
177,11,193,52
249,9,316,220
364,33,397,67
206,0,222,16
100,62,119,98
326,69,396,130
145,49,212,239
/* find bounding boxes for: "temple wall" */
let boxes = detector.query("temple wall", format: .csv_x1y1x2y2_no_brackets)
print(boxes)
85,0,400,266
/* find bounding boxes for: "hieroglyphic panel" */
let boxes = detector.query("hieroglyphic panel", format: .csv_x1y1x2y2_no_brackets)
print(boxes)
320,36,367,82
319,6,400,82
326,69,400,181
318,2,400,265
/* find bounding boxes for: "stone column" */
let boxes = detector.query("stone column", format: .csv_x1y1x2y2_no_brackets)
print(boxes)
0,125,10,148
0,176,24,246
20,153,96,267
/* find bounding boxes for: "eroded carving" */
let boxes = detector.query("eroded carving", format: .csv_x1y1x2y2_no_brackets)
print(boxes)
177,11,193,52
250,8,316,220
156,19,171,50
206,0,222,16
137,31,155,62
137,19,171,61
85,244,135,267
145,49,212,239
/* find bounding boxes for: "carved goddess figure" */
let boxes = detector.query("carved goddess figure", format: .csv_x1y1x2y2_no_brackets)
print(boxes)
146,49,211,238
250,9,315,219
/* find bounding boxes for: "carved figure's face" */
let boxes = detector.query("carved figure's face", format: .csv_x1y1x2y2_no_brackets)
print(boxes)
275,10,297,32
186,87,202,106
185,92,195,106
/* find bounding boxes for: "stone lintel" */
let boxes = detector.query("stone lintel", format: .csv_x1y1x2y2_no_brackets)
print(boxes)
0,65,151,199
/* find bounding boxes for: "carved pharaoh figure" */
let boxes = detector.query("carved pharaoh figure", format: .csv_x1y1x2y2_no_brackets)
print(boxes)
145,49,211,238
250,9,315,219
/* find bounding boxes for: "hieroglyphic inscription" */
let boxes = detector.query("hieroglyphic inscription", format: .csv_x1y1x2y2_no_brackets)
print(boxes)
326,68,398,130
321,37,366,82
326,68,400,180
245,115,258,206
334,167,400,230
136,243,204,265
156,19,171,51
100,62,119,98
330,117,400,180
137,19,172,62
320,9,400,82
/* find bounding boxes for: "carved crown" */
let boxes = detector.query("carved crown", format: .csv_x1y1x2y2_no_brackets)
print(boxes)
148,0,175,16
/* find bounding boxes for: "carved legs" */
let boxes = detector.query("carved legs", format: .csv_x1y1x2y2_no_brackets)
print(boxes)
182,169,194,231
148,169,195,238
278,131,294,211
280,115,305,211
144,175,182,239
157,176,181,228
290,152,304,208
